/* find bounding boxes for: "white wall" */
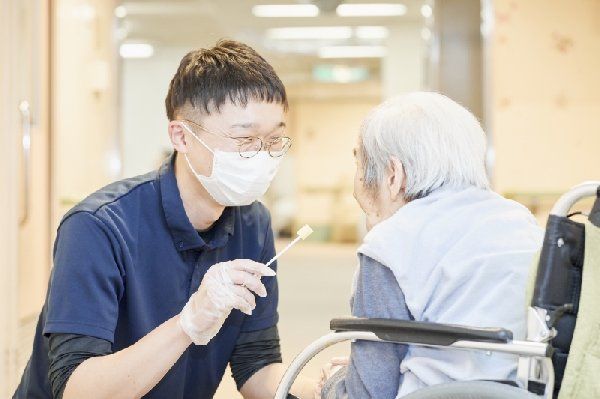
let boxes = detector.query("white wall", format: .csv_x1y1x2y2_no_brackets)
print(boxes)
120,47,192,178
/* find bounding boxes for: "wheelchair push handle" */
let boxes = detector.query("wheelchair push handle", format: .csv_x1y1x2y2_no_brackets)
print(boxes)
550,181,600,217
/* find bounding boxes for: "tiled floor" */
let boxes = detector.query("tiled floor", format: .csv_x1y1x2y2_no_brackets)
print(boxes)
214,241,358,398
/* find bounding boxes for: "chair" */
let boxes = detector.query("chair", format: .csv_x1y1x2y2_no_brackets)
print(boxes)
274,181,600,399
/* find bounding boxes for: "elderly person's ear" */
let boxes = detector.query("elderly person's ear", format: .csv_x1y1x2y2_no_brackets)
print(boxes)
386,157,405,202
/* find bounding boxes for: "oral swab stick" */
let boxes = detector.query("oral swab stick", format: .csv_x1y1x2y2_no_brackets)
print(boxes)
265,224,313,267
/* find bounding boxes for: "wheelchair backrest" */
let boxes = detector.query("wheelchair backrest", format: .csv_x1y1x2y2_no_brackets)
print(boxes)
531,187,600,396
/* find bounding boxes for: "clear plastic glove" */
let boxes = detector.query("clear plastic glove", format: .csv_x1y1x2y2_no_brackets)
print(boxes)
314,356,349,399
179,259,276,345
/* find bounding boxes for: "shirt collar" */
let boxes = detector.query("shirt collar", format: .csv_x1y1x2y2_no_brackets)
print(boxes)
159,153,235,252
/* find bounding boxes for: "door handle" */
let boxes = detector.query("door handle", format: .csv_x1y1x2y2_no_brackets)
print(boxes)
19,100,31,225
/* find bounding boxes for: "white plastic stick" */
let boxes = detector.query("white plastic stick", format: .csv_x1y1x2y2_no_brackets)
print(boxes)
266,224,313,267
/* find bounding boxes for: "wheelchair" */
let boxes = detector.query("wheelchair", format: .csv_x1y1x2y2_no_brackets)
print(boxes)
275,181,600,399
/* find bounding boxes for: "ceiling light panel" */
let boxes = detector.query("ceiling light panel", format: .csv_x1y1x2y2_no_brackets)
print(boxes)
252,4,319,17
318,45,387,58
355,26,389,39
336,3,407,17
120,43,154,58
267,26,352,40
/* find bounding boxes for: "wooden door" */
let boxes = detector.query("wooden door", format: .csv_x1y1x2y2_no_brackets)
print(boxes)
0,0,51,395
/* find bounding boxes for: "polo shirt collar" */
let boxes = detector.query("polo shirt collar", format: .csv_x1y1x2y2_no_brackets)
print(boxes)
159,153,234,251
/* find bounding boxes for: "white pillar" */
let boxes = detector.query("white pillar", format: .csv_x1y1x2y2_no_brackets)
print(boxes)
382,22,424,99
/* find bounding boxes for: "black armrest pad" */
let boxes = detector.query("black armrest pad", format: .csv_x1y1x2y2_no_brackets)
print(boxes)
330,317,513,346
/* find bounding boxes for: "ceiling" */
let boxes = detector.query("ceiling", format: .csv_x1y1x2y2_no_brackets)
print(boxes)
117,0,429,85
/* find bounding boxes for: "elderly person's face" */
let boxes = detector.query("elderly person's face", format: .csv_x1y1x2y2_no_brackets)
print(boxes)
353,140,406,231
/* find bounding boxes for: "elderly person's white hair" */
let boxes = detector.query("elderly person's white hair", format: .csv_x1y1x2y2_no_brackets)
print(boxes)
360,92,490,201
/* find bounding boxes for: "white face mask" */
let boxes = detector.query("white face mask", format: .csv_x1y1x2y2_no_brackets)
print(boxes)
182,123,283,206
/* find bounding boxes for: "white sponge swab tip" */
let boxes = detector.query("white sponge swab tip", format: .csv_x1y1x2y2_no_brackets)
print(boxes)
297,224,313,240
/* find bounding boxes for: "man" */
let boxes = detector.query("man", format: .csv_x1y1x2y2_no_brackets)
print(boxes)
14,40,313,399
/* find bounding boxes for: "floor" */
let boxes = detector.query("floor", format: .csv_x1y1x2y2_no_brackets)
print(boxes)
214,240,358,398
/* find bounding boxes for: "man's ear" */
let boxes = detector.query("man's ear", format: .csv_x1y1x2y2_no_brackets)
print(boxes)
168,121,188,153
386,157,405,201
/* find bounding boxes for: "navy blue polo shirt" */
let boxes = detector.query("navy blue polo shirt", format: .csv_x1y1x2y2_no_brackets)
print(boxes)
14,154,279,398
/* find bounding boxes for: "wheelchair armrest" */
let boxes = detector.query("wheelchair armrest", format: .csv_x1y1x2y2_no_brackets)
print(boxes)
330,317,513,346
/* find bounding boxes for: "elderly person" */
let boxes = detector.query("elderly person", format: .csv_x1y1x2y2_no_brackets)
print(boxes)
318,92,542,398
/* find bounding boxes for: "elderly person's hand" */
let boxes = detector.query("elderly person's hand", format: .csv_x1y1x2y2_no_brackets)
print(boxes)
314,357,349,399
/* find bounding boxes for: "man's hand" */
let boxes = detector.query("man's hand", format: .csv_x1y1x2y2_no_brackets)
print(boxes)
314,357,349,399
179,259,276,345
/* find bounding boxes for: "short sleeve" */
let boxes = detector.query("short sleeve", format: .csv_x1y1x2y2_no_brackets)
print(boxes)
240,214,279,332
44,212,124,342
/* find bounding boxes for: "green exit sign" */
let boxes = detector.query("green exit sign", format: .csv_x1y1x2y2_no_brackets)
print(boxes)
313,65,370,83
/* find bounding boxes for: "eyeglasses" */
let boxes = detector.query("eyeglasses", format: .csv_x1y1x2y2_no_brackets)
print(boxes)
180,119,292,159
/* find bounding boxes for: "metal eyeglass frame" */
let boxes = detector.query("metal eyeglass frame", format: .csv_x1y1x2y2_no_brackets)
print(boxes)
179,118,292,158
